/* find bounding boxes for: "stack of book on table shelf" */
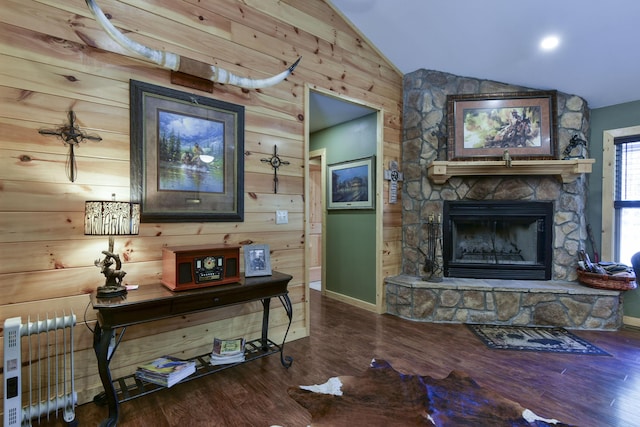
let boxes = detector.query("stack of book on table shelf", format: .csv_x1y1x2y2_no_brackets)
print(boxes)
210,337,246,365
135,355,196,388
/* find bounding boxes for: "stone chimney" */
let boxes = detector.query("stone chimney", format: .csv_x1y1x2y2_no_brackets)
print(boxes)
402,69,591,281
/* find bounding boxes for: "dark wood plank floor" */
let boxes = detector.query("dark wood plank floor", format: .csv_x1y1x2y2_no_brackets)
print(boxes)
35,290,640,426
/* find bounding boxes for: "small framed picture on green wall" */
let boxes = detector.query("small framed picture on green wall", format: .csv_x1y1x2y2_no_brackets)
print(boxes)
327,156,375,210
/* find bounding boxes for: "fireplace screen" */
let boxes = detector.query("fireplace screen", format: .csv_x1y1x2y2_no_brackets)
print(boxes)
443,201,553,280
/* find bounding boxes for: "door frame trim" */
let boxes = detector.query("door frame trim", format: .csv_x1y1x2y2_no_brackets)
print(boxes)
309,148,326,296
304,85,384,314
601,125,640,260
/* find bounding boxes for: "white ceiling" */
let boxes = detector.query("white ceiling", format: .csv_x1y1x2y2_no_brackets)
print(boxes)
325,0,639,110
309,92,375,133
310,0,640,133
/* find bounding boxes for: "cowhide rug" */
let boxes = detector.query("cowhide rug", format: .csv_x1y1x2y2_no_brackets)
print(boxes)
287,359,574,426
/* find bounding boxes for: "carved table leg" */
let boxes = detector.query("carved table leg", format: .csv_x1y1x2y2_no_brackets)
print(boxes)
278,293,293,367
260,294,293,367
93,324,119,427
260,298,271,351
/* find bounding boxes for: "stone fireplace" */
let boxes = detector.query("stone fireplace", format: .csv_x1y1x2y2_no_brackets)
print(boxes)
443,200,553,280
400,69,592,282
384,70,623,330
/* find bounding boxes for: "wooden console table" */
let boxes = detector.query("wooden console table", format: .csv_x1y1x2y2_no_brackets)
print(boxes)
90,271,293,427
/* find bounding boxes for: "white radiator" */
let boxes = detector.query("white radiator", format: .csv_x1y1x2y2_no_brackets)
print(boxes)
4,313,77,427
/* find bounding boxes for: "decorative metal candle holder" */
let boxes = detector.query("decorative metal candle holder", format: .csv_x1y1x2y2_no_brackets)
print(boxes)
422,214,443,282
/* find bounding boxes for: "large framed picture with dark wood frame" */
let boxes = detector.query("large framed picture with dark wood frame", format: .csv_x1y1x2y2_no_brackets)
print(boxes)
130,80,244,222
447,90,557,161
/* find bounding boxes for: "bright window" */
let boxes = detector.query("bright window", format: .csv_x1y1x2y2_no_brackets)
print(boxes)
614,135,640,265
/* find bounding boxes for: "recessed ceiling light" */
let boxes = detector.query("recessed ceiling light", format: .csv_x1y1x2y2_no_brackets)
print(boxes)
540,36,559,50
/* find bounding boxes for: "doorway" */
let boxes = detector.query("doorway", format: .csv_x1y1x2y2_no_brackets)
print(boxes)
308,151,324,292
306,88,382,311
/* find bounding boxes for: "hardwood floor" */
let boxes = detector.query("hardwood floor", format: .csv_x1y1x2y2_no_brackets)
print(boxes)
35,290,640,426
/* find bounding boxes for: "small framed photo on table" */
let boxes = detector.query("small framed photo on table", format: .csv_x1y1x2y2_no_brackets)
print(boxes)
244,244,272,277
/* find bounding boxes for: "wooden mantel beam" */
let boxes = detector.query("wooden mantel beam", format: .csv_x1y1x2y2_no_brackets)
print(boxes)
427,159,595,184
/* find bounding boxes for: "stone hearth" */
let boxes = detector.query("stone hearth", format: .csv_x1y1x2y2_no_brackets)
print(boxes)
385,275,622,330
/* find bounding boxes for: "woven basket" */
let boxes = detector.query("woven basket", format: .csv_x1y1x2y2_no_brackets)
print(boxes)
577,269,637,291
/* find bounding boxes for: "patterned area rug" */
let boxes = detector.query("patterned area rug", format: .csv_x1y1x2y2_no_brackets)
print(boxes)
467,324,610,355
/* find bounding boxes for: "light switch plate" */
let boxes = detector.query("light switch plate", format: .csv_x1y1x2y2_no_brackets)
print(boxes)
276,210,288,224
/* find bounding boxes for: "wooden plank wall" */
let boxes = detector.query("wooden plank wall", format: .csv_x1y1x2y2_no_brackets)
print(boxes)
0,0,403,406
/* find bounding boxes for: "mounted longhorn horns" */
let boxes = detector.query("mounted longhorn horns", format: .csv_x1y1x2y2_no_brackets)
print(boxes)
85,0,301,89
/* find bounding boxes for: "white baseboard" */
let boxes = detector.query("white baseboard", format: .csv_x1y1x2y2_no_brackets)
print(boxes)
623,316,640,328
324,290,377,313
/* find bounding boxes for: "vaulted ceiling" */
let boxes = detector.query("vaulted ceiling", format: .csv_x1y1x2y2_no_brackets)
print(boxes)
329,0,640,110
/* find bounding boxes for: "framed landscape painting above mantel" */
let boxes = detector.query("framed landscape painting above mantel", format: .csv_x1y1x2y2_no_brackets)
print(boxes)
130,80,244,222
447,91,558,161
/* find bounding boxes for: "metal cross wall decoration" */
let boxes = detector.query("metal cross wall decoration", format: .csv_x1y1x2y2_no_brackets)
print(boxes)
383,160,404,204
39,110,102,182
261,145,290,193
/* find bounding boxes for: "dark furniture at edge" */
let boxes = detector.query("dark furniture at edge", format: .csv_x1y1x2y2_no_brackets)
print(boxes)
90,271,293,427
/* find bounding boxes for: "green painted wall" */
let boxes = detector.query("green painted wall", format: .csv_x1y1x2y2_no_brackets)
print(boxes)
310,113,377,304
588,100,640,318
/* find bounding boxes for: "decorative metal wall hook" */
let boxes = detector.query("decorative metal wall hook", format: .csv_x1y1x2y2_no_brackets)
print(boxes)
431,128,448,160
261,145,290,193
431,129,447,141
39,110,102,182
563,135,588,160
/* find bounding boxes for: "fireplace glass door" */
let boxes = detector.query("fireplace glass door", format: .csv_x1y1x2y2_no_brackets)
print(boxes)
443,201,553,280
